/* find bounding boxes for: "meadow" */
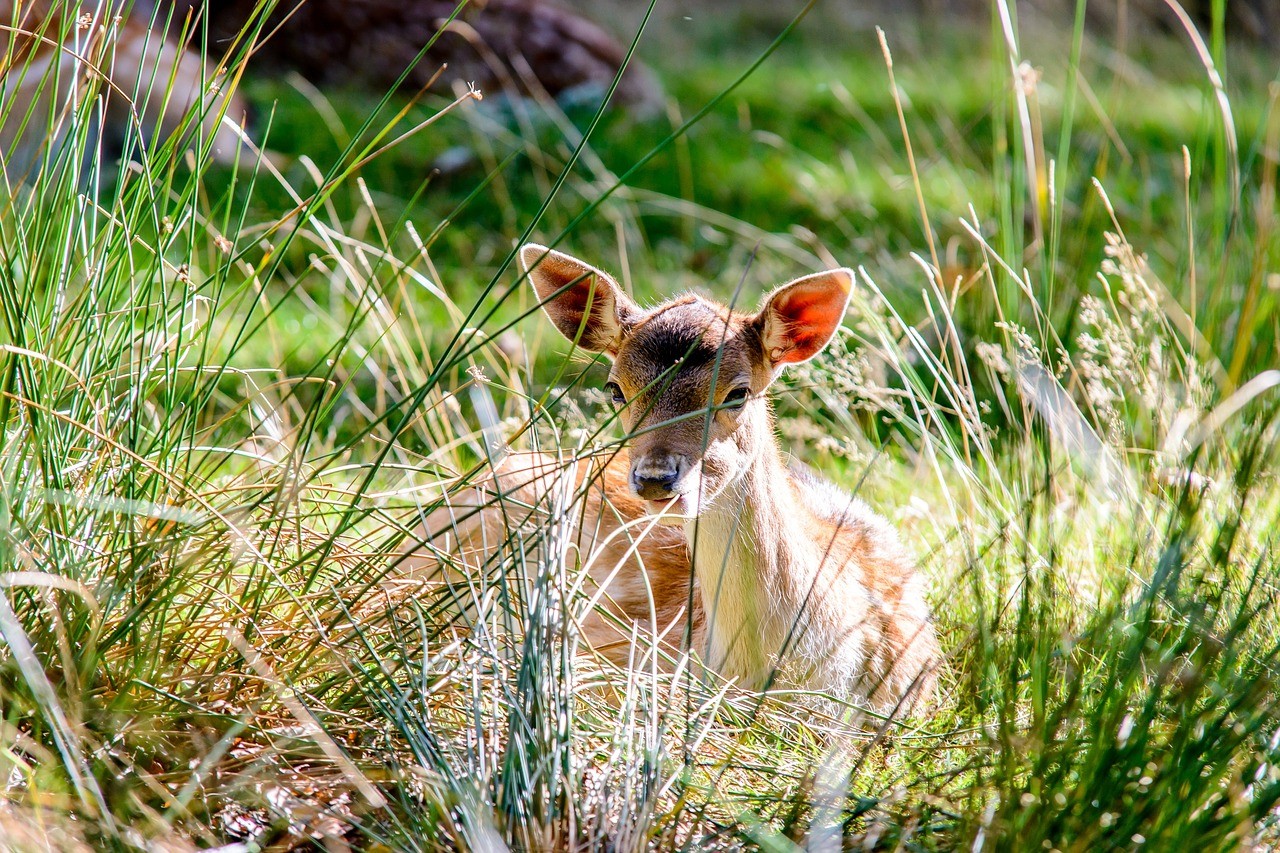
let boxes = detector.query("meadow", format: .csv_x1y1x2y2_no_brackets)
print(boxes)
1,0,1279,849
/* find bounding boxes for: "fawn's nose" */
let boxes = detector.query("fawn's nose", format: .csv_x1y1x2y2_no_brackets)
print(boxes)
630,454,688,500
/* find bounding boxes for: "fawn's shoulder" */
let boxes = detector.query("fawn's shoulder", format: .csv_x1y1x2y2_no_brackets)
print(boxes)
788,460,918,591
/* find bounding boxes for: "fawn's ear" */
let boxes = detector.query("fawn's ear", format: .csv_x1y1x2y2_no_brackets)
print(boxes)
753,268,854,372
521,243,639,354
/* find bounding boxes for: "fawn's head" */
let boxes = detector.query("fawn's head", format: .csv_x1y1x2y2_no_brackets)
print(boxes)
522,244,852,522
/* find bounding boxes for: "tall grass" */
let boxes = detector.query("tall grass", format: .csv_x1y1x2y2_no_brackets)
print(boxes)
1,0,1279,849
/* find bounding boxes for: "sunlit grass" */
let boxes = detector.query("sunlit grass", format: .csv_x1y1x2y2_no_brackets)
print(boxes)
1,0,1278,849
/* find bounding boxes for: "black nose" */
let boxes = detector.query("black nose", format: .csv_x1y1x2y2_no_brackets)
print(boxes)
631,455,687,500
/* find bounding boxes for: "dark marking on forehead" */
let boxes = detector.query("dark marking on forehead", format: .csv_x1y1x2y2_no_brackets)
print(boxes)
624,297,743,373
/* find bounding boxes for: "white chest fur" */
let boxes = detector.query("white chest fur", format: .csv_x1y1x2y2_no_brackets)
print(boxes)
687,494,779,686
685,474,876,699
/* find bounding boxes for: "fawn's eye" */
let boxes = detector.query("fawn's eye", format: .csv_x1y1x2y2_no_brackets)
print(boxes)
722,387,750,409
605,381,626,409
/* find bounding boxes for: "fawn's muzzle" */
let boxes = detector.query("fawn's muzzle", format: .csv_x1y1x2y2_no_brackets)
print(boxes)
630,453,689,500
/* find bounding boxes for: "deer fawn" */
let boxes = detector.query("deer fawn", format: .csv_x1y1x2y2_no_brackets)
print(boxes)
429,245,939,713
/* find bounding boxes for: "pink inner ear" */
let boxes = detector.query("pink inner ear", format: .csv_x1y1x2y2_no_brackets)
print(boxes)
770,280,847,364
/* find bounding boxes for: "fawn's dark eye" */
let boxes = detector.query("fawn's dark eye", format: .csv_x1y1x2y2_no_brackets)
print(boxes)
722,387,750,409
605,381,626,409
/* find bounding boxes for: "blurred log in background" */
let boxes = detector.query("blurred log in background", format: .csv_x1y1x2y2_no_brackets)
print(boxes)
162,0,662,111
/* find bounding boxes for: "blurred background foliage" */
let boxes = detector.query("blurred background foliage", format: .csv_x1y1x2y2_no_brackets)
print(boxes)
202,0,1278,397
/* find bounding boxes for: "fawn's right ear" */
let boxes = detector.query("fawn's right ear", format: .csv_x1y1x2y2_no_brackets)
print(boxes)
753,267,854,374
520,244,639,354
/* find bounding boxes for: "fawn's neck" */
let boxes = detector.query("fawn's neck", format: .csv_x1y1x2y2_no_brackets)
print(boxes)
685,417,826,687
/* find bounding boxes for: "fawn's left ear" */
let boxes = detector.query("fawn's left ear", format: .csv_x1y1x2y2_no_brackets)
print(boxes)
753,268,854,372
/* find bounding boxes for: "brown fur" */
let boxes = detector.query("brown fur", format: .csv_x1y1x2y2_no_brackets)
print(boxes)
419,245,940,714
421,451,701,666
